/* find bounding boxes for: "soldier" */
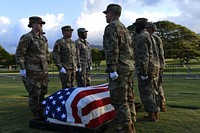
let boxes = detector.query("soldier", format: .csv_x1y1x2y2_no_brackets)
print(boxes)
103,4,136,133
75,28,92,87
15,16,50,118
52,25,80,89
146,22,166,112
134,18,160,122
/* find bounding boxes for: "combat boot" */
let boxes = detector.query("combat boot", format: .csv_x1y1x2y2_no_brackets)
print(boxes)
116,123,135,133
155,112,159,121
160,102,167,112
143,112,157,122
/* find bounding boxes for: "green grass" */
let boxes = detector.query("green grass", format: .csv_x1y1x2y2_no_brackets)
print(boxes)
0,74,200,133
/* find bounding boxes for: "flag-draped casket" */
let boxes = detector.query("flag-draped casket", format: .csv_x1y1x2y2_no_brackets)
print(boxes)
42,83,116,128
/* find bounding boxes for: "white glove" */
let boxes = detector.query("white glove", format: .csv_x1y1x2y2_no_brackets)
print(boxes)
20,69,26,77
76,68,82,72
141,75,148,80
60,67,66,73
90,67,92,70
110,72,118,81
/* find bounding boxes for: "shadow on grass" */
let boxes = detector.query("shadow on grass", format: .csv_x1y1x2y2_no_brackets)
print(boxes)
167,104,200,110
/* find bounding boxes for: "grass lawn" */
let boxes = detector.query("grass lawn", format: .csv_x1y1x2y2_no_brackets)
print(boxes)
0,74,200,133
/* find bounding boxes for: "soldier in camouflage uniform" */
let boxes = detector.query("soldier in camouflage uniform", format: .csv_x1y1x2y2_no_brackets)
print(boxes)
75,28,92,87
134,18,160,122
146,22,166,112
52,26,80,89
103,4,136,133
15,16,50,118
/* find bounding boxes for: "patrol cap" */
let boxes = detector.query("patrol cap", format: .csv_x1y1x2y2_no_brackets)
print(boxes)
133,18,148,25
28,16,45,28
77,28,88,33
146,22,157,30
61,25,74,31
103,4,122,14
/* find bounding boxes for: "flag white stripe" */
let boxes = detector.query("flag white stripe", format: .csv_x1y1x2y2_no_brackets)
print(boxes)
81,104,115,124
65,86,108,122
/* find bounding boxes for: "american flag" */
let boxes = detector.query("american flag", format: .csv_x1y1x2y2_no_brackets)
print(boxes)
42,83,116,128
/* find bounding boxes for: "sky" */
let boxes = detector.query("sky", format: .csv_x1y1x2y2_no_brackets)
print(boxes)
0,0,200,54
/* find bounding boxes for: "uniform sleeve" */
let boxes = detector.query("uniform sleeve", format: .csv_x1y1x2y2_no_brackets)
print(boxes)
44,37,50,64
137,35,151,76
158,37,165,69
103,24,118,72
15,35,29,70
88,43,92,66
75,40,81,69
52,40,62,70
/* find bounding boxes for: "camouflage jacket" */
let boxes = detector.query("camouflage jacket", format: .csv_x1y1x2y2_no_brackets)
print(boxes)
15,30,50,72
52,37,80,70
134,29,160,75
152,34,165,69
75,38,92,68
103,19,134,73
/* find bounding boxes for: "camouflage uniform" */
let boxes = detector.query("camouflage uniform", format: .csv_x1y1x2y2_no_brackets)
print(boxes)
146,22,166,112
134,19,160,117
15,16,50,118
52,26,79,89
75,28,92,87
153,33,166,111
103,9,135,128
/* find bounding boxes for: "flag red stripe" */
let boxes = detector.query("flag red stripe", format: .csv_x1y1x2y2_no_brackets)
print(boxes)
86,110,116,128
82,97,111,116
71,88,109,123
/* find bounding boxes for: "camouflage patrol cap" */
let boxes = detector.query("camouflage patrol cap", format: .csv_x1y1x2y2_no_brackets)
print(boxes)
77,28,88,33
146,22,157,30
28,16,45,28
133,18,148,25
103,4,122,14
61,25,74,31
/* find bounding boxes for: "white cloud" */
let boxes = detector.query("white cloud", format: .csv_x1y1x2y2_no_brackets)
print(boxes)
75,12,107,45
1,0,200,54
0,16,11,34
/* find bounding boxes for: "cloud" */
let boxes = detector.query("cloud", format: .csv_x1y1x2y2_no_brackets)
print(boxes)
170,0,200,33
0,14,66,54
1,0,200,54
0,16,11,34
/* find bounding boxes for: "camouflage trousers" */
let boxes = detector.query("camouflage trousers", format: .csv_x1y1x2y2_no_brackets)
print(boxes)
138,73,160,112
127,75,136,121
158,72,166,104
76,67,91,87
108,70,134,124
59,69,76,89
22,70,48,112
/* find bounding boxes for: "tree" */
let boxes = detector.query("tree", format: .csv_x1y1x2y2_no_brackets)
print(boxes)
155,21,200,65
128,21,200,65
91,48,105,69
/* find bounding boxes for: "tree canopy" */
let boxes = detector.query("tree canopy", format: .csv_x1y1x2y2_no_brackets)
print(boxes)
0,44,15,69
91,48,105,68
128,20,200,65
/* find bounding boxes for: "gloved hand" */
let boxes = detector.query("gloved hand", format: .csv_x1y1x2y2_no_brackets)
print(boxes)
20,69,26,77
90,67,92,70
76,68,82,72
60,67,66,73
141,75,148,80
110,72,118,81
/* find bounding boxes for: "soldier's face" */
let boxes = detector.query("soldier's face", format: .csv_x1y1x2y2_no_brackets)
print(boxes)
105,11,113,23
80,32,87,39
32,23,43,32
146,27,154,34
63,30,72,38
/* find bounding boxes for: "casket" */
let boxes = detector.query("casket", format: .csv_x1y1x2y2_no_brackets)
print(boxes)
30,83,116,133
